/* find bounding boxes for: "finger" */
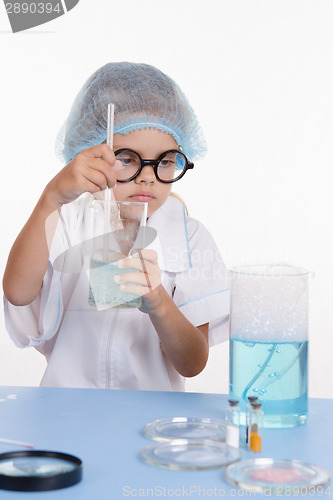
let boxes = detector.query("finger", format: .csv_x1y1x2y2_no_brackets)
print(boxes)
119,250,158,270
86,157,119,188
84,144,117,163
117,256,156,276
131,249,158,264
114,272,151,287
82,168,109,191
60,164,108,195
118,283,152,298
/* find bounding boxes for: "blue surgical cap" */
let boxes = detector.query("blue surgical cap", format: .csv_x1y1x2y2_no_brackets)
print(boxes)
55,62,207,164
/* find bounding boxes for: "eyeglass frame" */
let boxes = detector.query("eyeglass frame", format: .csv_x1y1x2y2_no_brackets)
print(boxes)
114,148,194,184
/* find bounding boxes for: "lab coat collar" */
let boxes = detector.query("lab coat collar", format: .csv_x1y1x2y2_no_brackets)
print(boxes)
147,196,192,273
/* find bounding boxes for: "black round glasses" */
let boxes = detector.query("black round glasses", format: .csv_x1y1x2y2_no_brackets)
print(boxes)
114,149,194,184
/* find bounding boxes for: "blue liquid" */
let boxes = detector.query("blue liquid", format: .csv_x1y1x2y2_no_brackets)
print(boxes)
89,259,142,309
229,339,308,428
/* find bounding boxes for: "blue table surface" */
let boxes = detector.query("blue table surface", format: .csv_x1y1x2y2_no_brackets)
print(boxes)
0,387,331,499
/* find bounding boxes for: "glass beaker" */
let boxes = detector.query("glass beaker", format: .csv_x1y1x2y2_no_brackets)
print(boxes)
229,263,311,428
88,197,148,310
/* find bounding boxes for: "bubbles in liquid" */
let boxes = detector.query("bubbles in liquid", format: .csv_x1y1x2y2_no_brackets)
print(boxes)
89,258,141,309
229,339,308,427
229,265,309,344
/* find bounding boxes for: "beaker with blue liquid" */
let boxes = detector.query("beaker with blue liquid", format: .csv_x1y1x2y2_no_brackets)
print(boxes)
229,264,311,428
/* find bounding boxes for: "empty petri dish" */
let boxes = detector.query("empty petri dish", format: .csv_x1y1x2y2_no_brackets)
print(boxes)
225,458,331,494
142,439,241,471
144,417,226,442
0,450,82,491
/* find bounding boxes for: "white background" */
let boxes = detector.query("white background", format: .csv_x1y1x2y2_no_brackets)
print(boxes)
0,0,332,397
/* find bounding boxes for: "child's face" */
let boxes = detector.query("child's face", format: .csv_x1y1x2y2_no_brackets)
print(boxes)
112,129,178,217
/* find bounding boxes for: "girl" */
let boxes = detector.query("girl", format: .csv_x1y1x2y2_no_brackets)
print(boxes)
3,62,230,391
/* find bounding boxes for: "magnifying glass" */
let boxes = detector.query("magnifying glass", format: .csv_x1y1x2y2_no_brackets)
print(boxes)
0,450,82,491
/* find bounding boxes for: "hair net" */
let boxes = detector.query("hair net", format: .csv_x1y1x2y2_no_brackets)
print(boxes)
55,62,207,164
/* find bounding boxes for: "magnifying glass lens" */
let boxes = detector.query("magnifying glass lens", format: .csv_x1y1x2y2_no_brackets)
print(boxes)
0,456,77,476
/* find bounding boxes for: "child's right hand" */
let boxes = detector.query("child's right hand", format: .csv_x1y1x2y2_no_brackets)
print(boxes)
43,144,122,208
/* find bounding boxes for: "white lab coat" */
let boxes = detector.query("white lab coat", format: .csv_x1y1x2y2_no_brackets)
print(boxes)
4,195,230,391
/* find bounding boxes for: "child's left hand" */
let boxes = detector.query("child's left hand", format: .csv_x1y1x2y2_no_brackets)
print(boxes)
114,249,164,313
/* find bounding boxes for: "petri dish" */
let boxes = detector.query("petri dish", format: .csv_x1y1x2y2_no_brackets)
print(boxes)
142,439,241,471
225,458,331,494
0,450,82,491
144,417,226,442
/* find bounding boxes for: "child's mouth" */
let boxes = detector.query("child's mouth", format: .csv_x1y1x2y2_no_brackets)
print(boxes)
130,193,155,202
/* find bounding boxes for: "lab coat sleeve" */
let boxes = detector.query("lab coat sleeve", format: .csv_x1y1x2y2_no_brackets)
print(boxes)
4,264,63,348
3,210,70,348
172,219,230,346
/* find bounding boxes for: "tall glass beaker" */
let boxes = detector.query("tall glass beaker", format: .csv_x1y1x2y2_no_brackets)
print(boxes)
88,198,148,310
229,264,311,428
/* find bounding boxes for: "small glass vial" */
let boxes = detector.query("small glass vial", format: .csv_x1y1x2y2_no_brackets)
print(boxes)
245,396,258,444
225,399,240,448
248,402,264,452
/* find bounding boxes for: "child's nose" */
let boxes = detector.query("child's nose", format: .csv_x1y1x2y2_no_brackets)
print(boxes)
135,165,156,183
